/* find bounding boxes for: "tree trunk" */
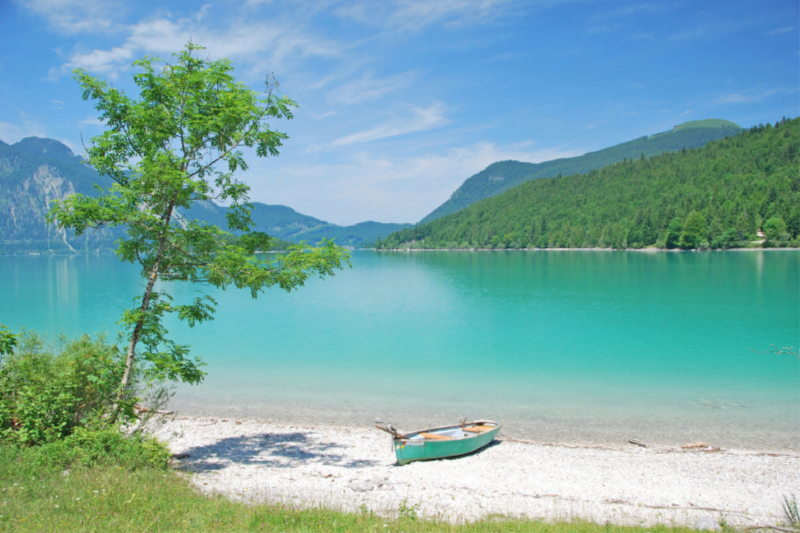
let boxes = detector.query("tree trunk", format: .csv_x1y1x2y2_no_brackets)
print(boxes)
111,198,177,421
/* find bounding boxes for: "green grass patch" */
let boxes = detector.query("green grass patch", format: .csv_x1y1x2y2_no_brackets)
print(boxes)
0,444,700,533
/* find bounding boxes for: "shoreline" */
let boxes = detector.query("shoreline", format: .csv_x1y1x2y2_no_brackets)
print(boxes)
3,246,799,257
147,414,800,528
167,396,800,455
370,246,800,252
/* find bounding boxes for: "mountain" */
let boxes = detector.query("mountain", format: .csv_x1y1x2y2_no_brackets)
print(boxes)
289,221,412,246
182,202,408,247
182,202,327,240
377,119,798,250
0,137,409,253
0,137,118,254
419,119,743,224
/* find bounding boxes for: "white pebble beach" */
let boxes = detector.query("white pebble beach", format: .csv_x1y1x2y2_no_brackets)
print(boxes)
146,415,800,529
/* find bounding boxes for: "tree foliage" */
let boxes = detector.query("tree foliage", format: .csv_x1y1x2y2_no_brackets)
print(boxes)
0,325,16,359
378,118,799,250
48,43,349,414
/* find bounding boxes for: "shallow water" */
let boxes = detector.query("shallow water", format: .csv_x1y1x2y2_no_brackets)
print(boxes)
2,250,798,450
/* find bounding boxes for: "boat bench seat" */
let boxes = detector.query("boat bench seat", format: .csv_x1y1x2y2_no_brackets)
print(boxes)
419,432,454,440
462,425,495,433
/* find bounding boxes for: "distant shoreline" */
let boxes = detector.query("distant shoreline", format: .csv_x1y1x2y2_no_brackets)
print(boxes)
3,247,799,257
369,247,800,252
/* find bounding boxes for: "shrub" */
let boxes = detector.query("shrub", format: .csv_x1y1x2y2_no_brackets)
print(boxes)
0,331,137,446
0,428,170,474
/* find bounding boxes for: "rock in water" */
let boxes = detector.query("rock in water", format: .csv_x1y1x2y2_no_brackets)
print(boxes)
693,516,720,531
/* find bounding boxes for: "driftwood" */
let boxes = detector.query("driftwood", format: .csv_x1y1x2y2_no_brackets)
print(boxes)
135,405,174,415
628,439,720,452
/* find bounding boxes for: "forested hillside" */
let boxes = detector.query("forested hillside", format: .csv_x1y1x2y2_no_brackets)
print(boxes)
419,119,742,224
377,118,799,250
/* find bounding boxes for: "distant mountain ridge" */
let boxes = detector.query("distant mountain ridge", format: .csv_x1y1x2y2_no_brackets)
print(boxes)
419,119,743,224
182,201,410,247
0,137,410,254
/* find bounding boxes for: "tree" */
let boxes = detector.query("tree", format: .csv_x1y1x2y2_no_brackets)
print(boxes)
763,216,787,243
665,217,683,249
679,211,705,249
48,43,350,419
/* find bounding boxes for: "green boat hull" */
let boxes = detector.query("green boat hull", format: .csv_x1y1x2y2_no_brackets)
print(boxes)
393,423,502,465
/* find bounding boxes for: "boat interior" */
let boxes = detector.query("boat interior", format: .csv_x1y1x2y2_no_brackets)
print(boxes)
409,422,498,441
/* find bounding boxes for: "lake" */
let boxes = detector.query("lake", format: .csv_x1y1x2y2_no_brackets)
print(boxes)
2,250,798,450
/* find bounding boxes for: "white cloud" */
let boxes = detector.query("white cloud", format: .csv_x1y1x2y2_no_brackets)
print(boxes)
54,10,344,78
328,71,417,105
715,89,778,104
250,140,582,224
335,0,530,32
769,26,794,35
715,93,753,104
328,103,448,147
310,110,338,120
81,116,104,125
16,0,124,34
62,45,135,75
0,120,48,144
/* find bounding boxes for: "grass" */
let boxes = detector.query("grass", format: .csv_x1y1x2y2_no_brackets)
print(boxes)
0,448,701,533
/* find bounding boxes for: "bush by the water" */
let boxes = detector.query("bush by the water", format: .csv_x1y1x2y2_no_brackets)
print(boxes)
0,328,170,474
0,330,138,446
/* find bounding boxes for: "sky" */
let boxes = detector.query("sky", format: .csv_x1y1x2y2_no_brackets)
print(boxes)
0,0,797,225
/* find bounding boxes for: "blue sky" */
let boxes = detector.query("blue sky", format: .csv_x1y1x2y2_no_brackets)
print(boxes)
0,0,797,224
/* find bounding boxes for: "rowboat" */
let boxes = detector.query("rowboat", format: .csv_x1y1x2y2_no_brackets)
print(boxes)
376,420,502,465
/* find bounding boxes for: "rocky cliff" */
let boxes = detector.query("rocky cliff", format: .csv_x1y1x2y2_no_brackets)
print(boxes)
0,138,117,254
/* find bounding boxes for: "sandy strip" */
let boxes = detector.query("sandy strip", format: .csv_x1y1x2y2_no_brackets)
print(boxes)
147,416,799,528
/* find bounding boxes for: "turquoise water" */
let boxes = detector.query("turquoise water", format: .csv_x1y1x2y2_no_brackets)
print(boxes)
2,251,798,450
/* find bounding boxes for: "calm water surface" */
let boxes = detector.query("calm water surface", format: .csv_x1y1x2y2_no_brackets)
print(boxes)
2,251,798,450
